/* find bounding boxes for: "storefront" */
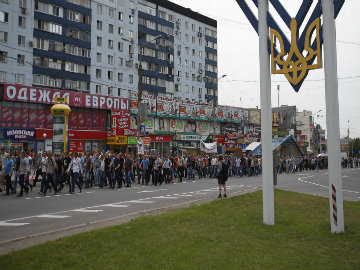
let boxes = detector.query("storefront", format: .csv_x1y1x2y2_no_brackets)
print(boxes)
0,84,129,153
0,128,36,152
176,134,207,155
150,135,172,156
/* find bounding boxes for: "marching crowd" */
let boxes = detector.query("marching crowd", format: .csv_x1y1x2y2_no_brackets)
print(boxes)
0,147,358,198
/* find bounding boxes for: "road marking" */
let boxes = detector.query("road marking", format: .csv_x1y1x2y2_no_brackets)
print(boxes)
65,194,72,196
127,200,153,204
137,189,167,194
36,214,70,219
102,204,129,208
343,189,360,194
72,209,104,213
153,196,179,199
180,195,193,197
194,192,207,195
34,197,41,199
0,222,30,226
343,175,349,178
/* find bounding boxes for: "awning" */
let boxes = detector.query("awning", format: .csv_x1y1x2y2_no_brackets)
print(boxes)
246,142,261,152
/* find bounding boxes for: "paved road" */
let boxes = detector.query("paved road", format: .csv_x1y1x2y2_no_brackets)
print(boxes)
0,167,358,253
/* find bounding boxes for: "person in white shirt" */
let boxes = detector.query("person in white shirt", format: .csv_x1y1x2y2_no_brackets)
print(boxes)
67,152,83,194
211,155,218,179
235,156,242,177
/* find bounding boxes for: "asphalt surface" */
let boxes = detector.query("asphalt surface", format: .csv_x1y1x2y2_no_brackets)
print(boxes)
0,167,358,254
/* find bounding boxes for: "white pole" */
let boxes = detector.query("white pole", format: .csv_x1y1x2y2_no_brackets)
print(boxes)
258,0,274,225
321,0,344,233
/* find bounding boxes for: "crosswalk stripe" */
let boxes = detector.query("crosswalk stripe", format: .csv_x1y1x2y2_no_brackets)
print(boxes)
153,196,179,199
36,214,70,219
72,209,104,213
127,200,153,204
102,204,129,208
0,222,30,226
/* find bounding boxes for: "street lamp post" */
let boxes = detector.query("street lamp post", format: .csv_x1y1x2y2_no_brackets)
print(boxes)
122,35,161,154
212,74,227,138
311,109,322,153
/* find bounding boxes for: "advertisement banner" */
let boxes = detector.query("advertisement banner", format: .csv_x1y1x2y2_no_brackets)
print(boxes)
143,137,151,145
128,136,137,145
150,135,172,142
197,121,210,135
1,105,12,128
169,119,184,133
178,134,203,141
157,96,178,117
184,120,197,133
52,116,65,153
21,107,29,128
111,111,130,136
3,84,129,112
45,110,53,129
28,108,37,129
12,107,21,127
249,109,261,125
154,117,169,133
130,93,156,116
144,118,155,133
69,140,84,153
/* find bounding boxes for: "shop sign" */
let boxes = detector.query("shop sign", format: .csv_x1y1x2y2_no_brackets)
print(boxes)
178,134,202,141
68,130,107,140
36,129,52,139
215,136,225,144
150,135,172,142
117,136,127,145
277,130,289,137
111,111,130,136
143,137,151,145
4,129,36,140
4,84,129,112
128,137,137,145
169,119,184,133
69,140,84,153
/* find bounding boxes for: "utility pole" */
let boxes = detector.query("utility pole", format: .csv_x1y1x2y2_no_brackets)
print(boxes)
212,74,227,138
277,84,280,107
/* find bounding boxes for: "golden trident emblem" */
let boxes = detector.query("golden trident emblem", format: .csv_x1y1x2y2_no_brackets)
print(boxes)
270,17,322,86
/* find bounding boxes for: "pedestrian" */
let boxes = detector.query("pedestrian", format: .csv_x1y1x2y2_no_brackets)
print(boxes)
216,154,227,198
124,154,133,187
3,155,15,196
17,151,29,197
66,152,82,194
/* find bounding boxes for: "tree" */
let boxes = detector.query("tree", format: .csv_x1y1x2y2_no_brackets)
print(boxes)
349,138,360,157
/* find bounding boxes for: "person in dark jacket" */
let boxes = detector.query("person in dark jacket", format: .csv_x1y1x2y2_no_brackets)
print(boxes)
216,154,228,198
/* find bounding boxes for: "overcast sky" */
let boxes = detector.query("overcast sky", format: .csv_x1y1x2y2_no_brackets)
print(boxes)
171,0,360,139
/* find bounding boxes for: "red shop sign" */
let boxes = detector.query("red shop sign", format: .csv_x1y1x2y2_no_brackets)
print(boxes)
36,128,52,139
3,84,129,112
215,135,225,144
69,140,84,153
150,135,172,142
68,130,107,140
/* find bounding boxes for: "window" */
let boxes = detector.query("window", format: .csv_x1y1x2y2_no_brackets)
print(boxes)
17,54,25,65
118,27,123,35
0,31,7,43
129,30,133,39
205,28,217,38
185,85,189,93
118,12,123,20
185,21,188,29
192,24,195,32
118,57,123,66
97,4,103,14
109,8,114,18
96,69,101,78
185,72,189,80
66,27,90,41
96,52,102,62
97,36,102,46
0,50,8,62
199,88,202,96
65,80,89,91
18,16,26,27
129,75,133,84
192,86,195,93
199,38,202,46
192,49,195,56
35,20,63,35
118,88,121,96
192,74,195,81
118,42,123,51
185,34,189,42
192,61,195,69
97,20,102,30
108,39,113,49
16,74,25,84
64,44,90,57
118,72,123,82
96,85,101,94
65,62,90,74
66,0,91,8
18,35,25,46
185,60,189,67
0,71,6,82
67,10,91,24
129,15,134,24
176,31,181,40
0,11,9,23
109,24,113,34
108,71,113,80
19,0,26,8
199,51,203,59
192,36,195,43
108,87,113,96
185,47,189,55
108,55,113,65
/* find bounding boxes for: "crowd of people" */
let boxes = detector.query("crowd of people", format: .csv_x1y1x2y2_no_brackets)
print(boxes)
0,147,358,198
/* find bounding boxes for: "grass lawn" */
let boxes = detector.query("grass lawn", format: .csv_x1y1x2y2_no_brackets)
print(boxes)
1,190,359,270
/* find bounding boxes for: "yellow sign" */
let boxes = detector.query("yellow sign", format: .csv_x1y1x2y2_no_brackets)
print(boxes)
270,17,322,86
53,97,68,103
107,136,127,145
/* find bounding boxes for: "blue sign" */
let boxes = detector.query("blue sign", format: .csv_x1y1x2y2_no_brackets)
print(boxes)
242,143,246,152
139,125,146,136
4,129,36,140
